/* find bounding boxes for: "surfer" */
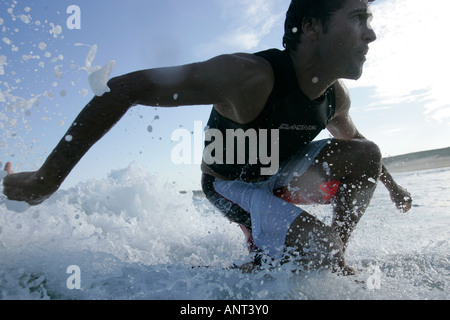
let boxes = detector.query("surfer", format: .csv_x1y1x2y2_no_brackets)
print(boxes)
2,0,412,273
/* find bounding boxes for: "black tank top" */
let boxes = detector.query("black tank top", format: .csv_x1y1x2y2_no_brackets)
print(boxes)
204,49,336,181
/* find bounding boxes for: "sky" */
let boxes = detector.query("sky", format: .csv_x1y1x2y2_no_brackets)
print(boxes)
1,0,449,191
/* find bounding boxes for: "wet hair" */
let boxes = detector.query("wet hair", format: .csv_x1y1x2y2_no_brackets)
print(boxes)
283,0,375,50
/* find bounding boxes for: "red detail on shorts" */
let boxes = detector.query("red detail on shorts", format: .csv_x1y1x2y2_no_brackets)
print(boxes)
274,180,340,205
319,181,340,203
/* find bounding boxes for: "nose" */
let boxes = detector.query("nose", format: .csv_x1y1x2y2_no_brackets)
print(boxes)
365,23,377,43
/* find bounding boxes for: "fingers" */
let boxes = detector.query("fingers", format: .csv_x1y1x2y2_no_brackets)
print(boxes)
398,196,413,213
403,198,413,213
4,162,13,174
391,186,412,213
404,193,413,212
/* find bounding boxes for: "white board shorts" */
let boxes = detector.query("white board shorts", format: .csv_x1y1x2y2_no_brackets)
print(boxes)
211,139,332,260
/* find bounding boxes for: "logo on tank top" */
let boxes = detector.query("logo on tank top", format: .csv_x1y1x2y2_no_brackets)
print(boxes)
279,123,318,131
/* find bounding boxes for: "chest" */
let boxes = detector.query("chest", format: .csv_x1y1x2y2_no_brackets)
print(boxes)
268,89,334,131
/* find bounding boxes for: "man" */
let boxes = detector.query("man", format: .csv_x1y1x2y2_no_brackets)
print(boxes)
2,0,412,273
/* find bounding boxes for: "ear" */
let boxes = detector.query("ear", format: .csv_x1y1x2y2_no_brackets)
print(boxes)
301,17,322,41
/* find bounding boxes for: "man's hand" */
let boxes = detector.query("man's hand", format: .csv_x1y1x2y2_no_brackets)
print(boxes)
389,183,412,213
2,162,58,206
378,164,412,213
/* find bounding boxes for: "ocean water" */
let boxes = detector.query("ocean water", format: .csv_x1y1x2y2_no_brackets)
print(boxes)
0,163,449,300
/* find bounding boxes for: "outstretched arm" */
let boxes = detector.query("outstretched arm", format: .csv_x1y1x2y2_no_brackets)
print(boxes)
327,81,412,213
3,89,132,205
2,63,221,205
2,54,274,205
2,79,143,205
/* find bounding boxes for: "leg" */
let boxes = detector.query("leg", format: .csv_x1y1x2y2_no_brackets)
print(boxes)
204,173,351,273
201,174,256,254
284,211,350,273
285,139,382,250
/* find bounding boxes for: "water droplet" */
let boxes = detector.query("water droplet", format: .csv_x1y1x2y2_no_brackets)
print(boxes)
65,135,73,142
147,125,153,133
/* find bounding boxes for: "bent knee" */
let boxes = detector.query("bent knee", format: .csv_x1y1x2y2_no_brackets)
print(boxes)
345,139,381,161
352,140,382,178
359,140,382,176
362,140,382,163
344,139,381,166
326,139,382,179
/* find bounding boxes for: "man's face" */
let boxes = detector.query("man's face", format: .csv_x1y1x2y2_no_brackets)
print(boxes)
319,0,377,80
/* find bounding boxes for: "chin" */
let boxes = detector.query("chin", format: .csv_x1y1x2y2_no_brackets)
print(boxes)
344,67,364,81
351,73,363,81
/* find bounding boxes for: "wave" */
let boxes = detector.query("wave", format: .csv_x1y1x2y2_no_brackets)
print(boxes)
1,164,449,300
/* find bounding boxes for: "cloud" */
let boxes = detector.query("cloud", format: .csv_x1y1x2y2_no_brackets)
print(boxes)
197,0,287,57
346,0,450,123
0,55,7,75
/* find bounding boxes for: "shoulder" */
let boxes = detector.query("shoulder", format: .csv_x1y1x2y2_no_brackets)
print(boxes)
206,52,274,88
206,52,275,123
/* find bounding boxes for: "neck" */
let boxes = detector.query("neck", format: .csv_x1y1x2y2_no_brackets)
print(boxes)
288,48,337,100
